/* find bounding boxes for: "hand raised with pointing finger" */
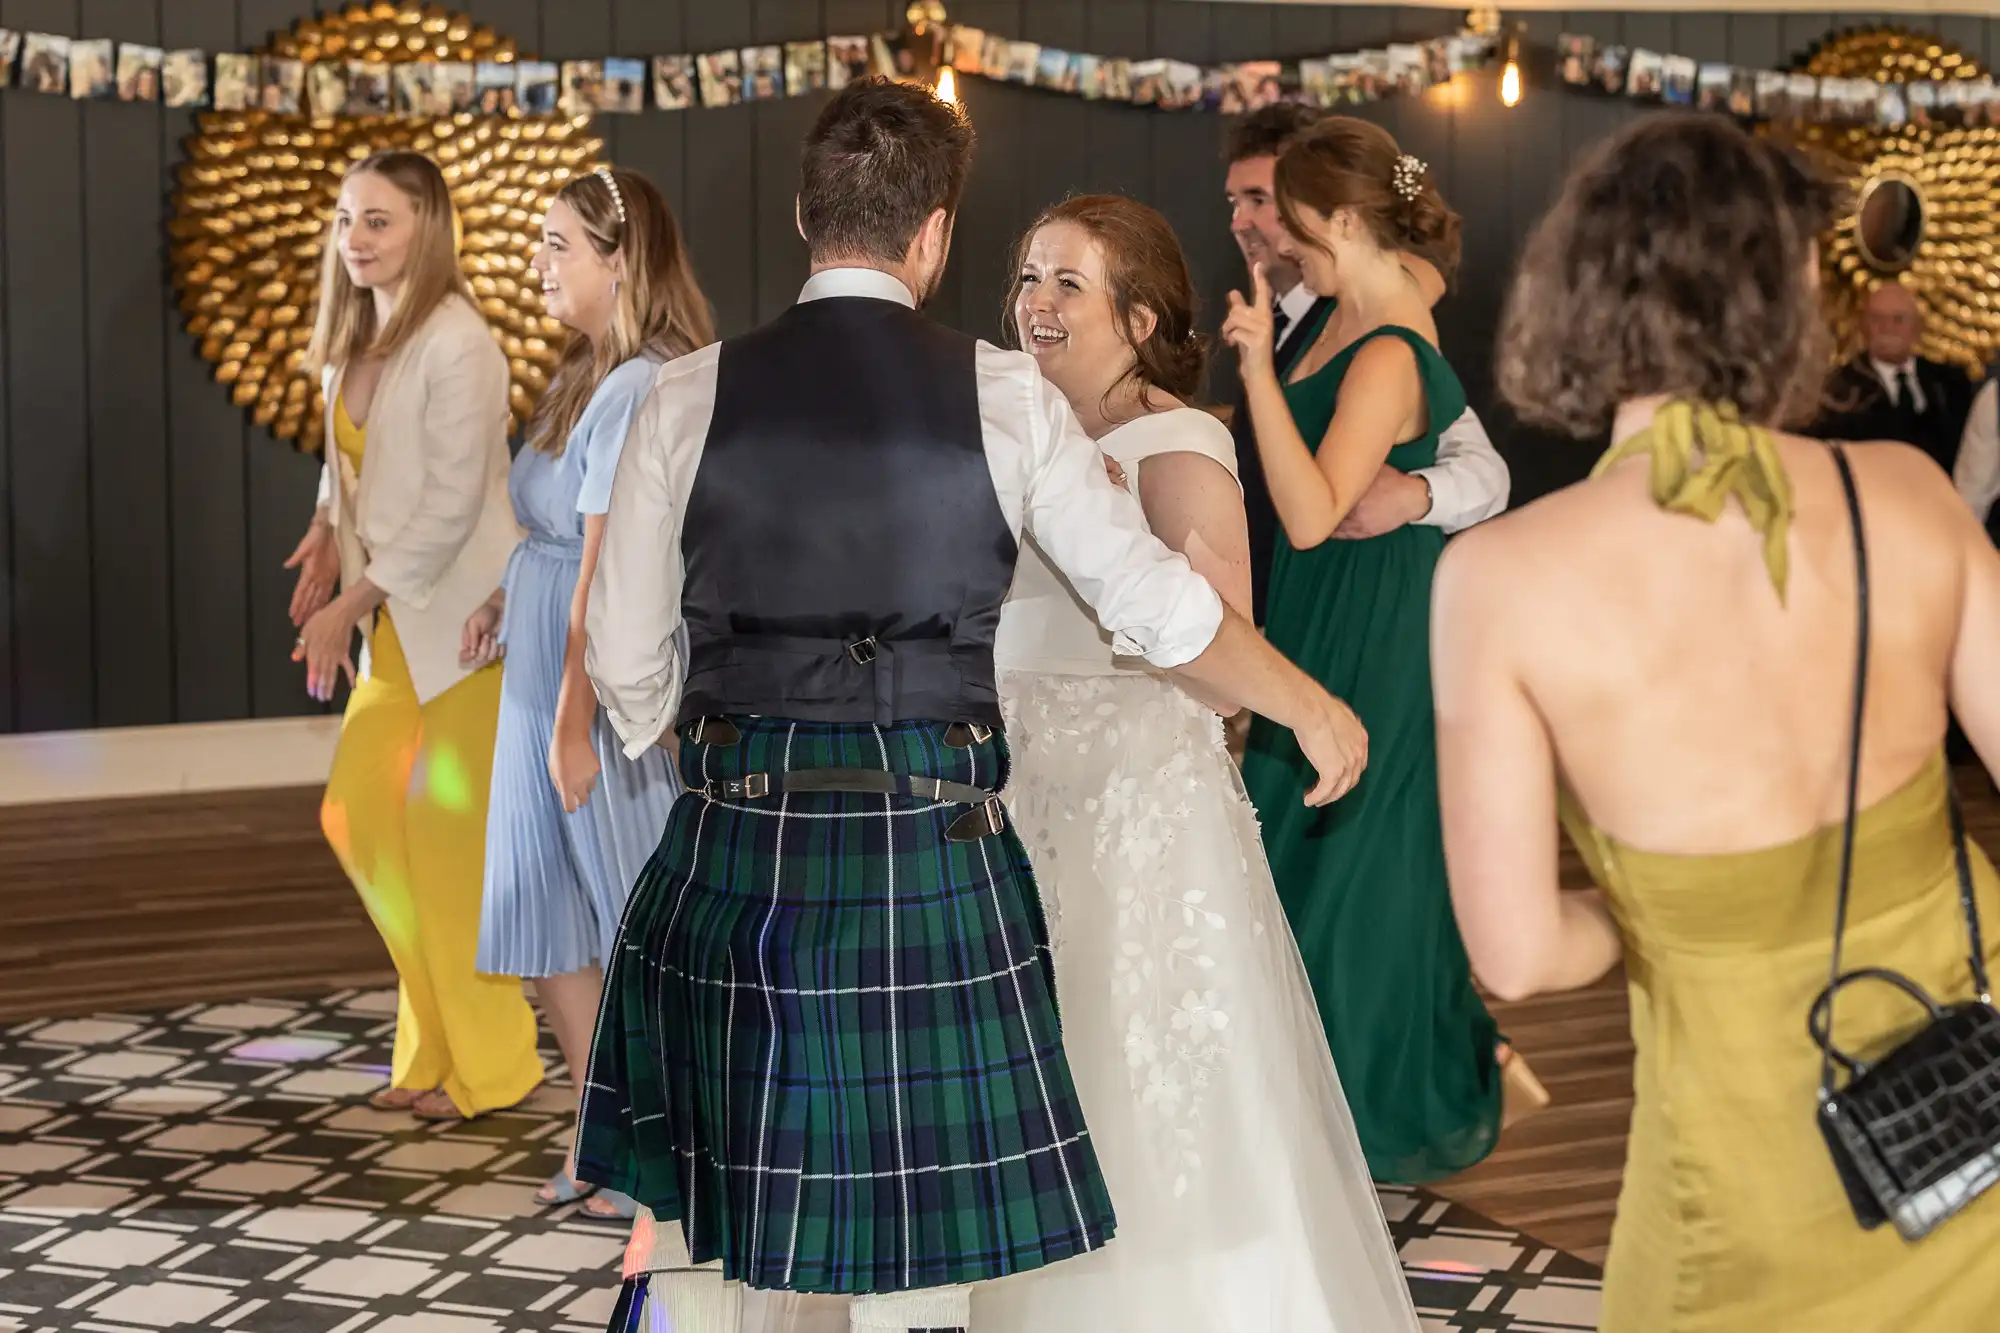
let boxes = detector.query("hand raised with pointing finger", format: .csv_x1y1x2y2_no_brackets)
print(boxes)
1221,261,1277,382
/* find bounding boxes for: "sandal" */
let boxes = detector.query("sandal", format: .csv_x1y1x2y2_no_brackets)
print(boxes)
537,1170,599,1210
578,1188,638,1222
409,1088,468,1122
368,1087,426,1112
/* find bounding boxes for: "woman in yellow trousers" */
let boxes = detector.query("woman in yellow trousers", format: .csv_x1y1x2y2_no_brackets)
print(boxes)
286,149,543,1120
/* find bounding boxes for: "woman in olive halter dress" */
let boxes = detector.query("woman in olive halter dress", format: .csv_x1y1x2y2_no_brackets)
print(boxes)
1227,118,1515,1183
1436,114,2000,1331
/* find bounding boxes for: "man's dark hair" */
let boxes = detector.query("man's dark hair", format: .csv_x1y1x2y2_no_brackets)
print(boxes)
1224,103,1322,165
798,77,976,266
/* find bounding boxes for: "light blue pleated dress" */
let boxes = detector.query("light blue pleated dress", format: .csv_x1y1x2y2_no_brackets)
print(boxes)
477,354,682,979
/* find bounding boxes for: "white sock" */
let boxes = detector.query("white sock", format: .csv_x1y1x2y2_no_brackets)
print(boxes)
643,1268,742,1333
849,1286,969,1331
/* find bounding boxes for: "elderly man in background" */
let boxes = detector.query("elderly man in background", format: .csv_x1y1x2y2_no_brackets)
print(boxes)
1815,282,1976,475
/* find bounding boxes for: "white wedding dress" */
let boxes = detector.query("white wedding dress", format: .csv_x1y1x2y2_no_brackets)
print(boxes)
971,409,1421,1333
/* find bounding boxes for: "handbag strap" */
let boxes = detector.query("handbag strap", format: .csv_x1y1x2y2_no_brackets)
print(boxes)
1821,444,1870,1095
1821,446,1996,1096
1948,787,1995,1003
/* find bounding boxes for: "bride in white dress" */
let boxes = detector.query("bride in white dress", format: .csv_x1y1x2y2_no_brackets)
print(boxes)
972,197,1419,1333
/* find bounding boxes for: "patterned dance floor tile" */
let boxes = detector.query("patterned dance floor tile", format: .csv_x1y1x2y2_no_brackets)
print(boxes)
0,990,1600,1332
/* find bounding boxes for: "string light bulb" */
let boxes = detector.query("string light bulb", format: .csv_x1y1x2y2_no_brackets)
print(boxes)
1499,23,1523,107
935,64,957,104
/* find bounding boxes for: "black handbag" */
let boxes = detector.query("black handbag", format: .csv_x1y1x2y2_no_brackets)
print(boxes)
1806,443,2000,1242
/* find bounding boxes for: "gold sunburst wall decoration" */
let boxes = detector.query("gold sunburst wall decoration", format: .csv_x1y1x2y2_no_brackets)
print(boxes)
170,2,600,452
1772,28,1999,375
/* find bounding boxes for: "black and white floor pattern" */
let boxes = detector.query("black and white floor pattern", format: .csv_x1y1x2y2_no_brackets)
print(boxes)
0,989,1601,1333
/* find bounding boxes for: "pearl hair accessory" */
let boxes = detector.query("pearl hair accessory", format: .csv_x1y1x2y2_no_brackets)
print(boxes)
593,164,627,227
1391,154,1427,202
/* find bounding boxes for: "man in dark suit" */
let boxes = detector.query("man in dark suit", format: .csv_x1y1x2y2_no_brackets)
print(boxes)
1816,282,1977,475
1221,106,1510,626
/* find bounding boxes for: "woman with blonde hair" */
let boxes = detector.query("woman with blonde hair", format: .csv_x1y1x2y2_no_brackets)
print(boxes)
463,165,713,1215
286,149,542,1123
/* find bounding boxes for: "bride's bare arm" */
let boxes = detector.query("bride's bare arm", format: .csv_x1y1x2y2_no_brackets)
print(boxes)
1432,526,1623,1002
1135,451,1255,717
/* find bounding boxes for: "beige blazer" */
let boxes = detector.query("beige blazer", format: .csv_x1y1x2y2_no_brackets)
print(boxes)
317,293,520,705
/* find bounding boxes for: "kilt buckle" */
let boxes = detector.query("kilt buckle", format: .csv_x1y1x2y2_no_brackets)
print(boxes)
701,772,770,801
942,722,994,747
945,797,1006,842
845,636,879,665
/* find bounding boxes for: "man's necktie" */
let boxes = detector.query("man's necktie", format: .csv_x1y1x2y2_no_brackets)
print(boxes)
1271,306,1291,351
1899,366,1923,415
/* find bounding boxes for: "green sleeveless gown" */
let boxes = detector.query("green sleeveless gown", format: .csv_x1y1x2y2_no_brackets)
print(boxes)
1240,325,1502,1184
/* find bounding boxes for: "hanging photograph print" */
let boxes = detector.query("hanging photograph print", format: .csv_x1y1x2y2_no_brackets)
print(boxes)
308,59,348,116
115,43,161,101
696,49,740,107
599,57,644,112
742,46,783,101
652,55,695,110
557,60,600,115
260,56,303,113
826,36,869,89
436,62,474,113
69,38,114,99
515,61,557,114
475,61,515,113
0,30,19,86
785,41,827,94
345,60,389,115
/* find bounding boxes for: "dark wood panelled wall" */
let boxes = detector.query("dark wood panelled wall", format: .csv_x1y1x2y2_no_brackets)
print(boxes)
2,2,1997,736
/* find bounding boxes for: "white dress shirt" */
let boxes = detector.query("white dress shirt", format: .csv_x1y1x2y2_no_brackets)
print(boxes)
1871,357,1928,413
1953,378,2000,523
587,267,1227,757
1273,282,1510,534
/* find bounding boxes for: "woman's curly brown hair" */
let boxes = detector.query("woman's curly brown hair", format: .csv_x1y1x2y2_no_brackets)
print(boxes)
1497,113,1842,438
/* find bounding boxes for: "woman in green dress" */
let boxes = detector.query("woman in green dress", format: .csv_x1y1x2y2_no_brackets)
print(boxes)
1225,117,1541,1184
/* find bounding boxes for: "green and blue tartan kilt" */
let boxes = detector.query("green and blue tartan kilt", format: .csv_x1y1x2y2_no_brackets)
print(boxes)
574,715,1117,1295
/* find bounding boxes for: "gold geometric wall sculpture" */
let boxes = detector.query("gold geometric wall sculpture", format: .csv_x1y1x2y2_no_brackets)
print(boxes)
170,3,600,453
1775,28,1999,375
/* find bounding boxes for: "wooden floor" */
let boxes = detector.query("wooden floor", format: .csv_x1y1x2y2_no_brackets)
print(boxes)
0,788,391,1024
6,772,1999,1267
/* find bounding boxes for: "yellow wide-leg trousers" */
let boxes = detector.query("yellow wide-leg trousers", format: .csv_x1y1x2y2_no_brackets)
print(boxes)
320,612,544,1114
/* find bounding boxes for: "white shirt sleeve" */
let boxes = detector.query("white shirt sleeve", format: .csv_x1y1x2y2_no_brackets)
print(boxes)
1413,406,1511,534
977,344,1224,668
1955,379,2000,524
585,349,718,758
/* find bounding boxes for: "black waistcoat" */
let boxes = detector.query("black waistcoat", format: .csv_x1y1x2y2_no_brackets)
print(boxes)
677,296,1017,728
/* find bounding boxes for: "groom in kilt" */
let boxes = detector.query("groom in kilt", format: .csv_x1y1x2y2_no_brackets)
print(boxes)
575,77,1368,1333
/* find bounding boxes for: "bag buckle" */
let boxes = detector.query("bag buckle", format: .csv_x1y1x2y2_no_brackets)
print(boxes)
701,772,770,801
945,797,1006,842
943,722,993,747
845,636,878,665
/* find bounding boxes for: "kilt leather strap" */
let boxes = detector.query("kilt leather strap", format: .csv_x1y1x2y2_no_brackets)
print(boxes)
686,717,993,749
697,768,1006,842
